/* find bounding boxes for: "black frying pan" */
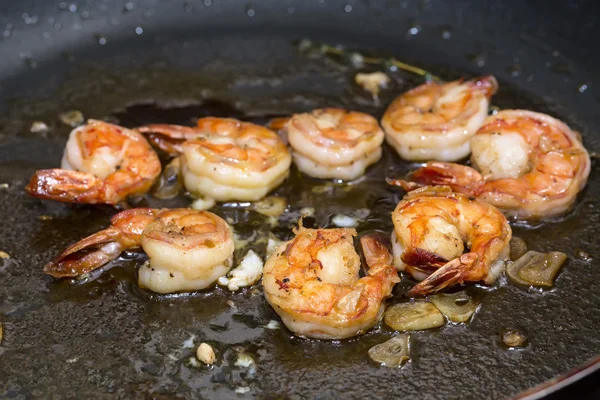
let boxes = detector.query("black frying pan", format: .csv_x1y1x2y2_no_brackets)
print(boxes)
1,0,599,398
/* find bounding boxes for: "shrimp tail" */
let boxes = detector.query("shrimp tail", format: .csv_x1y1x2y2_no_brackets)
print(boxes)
266,117,291,132
44,227,134,278
25,169,107,204
389,162,484,195
407,253,477,297
360,234,401,292
136,124,202,156
361,233,392,270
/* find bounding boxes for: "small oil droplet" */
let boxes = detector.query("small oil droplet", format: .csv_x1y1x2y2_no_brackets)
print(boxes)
344,5,353,12
577,83,588,94
442,29,451,39
507,64,521,77
466,53,486,67
135,26,143,35
96,34,107,45
123,2,134,12
407,25,421,36
204,0,212,6
246,4,256,17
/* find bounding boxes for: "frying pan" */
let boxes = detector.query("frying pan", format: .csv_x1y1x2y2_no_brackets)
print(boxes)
0,0,599,398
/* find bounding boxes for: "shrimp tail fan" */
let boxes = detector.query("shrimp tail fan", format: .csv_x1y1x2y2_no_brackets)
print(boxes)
407,253,477,297
388,162,485,195
44,227,127,278
25,169,104,204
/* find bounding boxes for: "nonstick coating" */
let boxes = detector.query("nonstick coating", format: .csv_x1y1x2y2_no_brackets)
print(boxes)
0,1,599,399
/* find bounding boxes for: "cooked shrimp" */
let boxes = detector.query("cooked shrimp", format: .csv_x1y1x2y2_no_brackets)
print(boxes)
262,225,400,339
138,117,292,202
392,110,591,219
381,75,498,161
282,108,384,180
391,186,511,296
25,120,161,205
45,208,234,294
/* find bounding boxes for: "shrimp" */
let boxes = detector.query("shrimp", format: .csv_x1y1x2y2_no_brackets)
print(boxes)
282,108,385,180
262,225,400,339
381,75,498,161
391,186,511,296
25,120,161,205
392,110,591,219
45,208,234,294
137,117,292,202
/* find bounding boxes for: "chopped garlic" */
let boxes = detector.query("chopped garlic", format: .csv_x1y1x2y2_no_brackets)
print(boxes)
196,343,216,365
235,353,255,368
218,250,263,291
266,236,284,258
265,320,280,330
190,197,216,211
252,196,287,217
235,387,251,394
332,214,358,228
355,72,390,97
0,251,10,259
59,110,84,127
182,335,197,349
299,207,315,217
30,121,49,133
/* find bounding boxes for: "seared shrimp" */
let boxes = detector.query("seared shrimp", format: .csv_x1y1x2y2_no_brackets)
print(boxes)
138,117,292,202
45,208,234,294
394,110,591,219
263,225,399,339
391,186,511,296
26,120,161,205
381,76,498,161
282,108,385,180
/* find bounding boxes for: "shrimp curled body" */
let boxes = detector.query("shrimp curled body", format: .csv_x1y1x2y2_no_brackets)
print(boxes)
391,186,511,296
44,208,234,294
284,108,385,180
394,110,591,219
25,120,161,205
381,76,498,162
263,226,399,339
138,117,292,202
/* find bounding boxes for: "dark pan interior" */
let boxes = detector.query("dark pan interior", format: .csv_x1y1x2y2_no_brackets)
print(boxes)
0,1,599,399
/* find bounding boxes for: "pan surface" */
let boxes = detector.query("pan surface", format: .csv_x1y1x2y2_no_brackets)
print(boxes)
0,1,599,399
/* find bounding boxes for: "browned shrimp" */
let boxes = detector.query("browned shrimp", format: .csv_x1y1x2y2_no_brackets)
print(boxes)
392,110,591,219
138,117,291,201
282,108,385,180
391,186,511,296
262,224,400,339
45,208,234,294
25,120,161,205
381,76,497,161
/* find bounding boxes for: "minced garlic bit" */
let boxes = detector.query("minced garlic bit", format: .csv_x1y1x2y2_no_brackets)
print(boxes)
59,110,84,127
355,72,390,98
235,352,255,368
299,207,315,217
190,197,216,211
235,387,250,394
0,251,10,259
252,196,287,217
30,121,49,133
265,320,280,330
332,214,358,228
218,250,264,291
266,235,284,258
196,342,216,365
